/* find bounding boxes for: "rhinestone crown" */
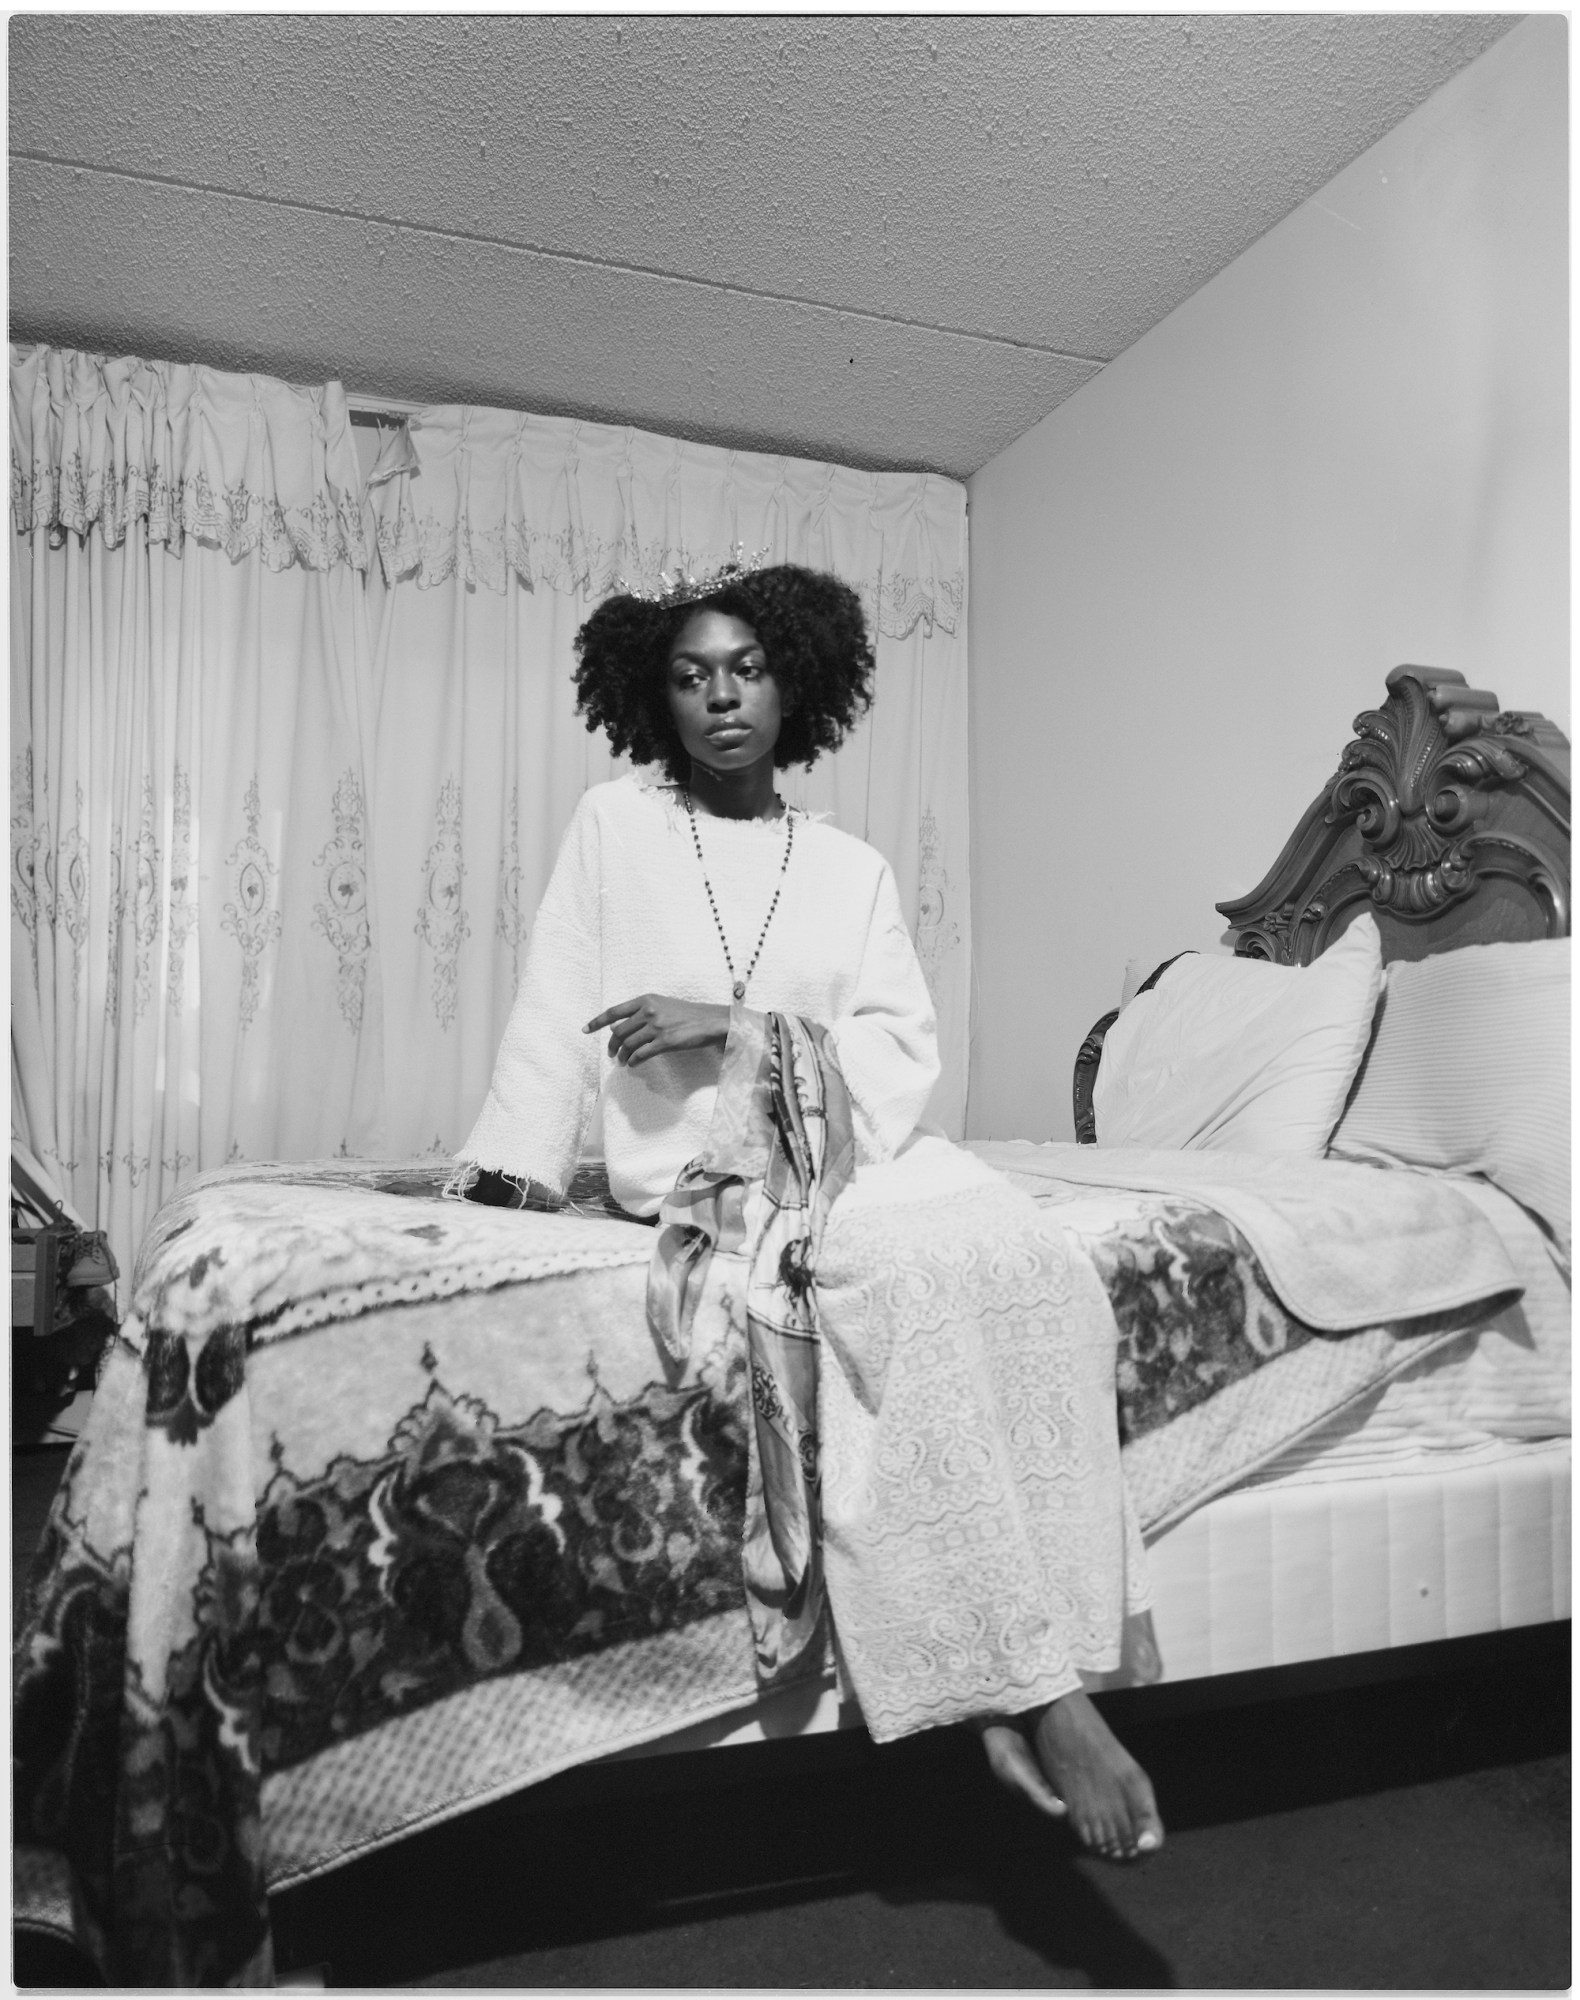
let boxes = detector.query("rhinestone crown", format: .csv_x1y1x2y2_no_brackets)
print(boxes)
616,543,772,607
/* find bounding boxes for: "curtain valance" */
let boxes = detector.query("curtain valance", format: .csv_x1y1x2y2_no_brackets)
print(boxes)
367,409,965,641
9,344,368,573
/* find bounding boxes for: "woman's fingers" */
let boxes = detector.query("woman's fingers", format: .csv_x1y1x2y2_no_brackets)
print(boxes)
584,997,646,1035
584,996,728,1063
609,1008,663,1065
623,1014,690,1064
585,995,656,1060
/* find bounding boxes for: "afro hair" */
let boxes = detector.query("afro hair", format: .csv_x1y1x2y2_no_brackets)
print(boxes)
572,563,875,784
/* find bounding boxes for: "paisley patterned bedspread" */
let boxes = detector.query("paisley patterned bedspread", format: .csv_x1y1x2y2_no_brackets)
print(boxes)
12,1157,1476,1984
1036,1182,1477,1534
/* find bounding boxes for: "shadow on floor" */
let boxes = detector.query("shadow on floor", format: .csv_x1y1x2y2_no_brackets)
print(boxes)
263,1651,1567,1989
267,1726,1180,1990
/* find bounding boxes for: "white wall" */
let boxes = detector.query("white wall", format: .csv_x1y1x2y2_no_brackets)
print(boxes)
965,16,1569,1143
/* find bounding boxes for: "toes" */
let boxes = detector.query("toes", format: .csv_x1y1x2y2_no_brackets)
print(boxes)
1074,1807,1122,1859
1125,1774,1165,1856
1014,1694,1164,1862
1110,1820,1162,1862
1076,1800,1161,1864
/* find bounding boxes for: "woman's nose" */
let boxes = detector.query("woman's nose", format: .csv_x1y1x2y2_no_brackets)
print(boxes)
706,672,740,709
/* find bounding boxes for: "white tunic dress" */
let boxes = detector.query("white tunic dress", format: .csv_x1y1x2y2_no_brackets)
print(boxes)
457,775,941,1212
458,774,1152,1736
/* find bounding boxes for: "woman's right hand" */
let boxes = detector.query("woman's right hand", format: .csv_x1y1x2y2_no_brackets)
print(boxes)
585,993,732,1066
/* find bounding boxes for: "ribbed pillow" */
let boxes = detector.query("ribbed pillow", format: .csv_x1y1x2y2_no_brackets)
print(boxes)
1328,938,1570,1255
1094,913,1383,1156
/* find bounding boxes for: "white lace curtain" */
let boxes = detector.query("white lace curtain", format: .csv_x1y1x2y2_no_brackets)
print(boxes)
11,346,971,1280
10,345,377,1280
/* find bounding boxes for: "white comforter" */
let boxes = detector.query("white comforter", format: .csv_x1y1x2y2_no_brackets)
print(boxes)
966,1141,1524,1330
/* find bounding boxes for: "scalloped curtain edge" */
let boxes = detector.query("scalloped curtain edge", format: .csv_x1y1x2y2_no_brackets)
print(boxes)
369,517,964,640
10,344,371,576
9,350,968,629
364,409,966,640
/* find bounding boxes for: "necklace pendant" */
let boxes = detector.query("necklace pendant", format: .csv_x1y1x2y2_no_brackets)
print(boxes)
732,980,746,1001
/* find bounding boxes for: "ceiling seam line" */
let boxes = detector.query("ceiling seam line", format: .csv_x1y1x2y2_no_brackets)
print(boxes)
8,148,1112,366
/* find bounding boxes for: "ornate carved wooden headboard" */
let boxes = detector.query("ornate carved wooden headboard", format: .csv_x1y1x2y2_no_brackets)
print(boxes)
1219,665,1569,964
1072,665,1571,1142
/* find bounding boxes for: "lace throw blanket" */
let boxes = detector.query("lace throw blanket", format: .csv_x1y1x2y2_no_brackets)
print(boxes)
812,1142,1156,1741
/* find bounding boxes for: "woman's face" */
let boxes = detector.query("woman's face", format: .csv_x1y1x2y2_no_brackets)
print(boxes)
665,608,783,777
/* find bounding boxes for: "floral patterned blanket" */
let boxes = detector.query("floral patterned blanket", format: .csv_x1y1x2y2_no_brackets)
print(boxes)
13,1156,1482,1984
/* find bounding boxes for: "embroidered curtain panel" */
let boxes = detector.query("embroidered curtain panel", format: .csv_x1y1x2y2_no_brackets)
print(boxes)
10,346,375,1278
360,407,971,1157
11,347,971,1279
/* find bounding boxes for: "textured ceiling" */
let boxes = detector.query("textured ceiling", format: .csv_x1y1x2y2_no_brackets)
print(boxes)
10,13,1516,479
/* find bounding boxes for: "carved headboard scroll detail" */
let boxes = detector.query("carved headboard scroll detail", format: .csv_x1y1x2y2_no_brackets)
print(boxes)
1217,666,1570,966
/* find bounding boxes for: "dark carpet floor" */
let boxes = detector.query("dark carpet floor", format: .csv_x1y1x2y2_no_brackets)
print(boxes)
13,1443,1572,1990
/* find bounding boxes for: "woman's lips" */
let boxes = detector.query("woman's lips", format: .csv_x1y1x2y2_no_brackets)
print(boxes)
707,726,751,744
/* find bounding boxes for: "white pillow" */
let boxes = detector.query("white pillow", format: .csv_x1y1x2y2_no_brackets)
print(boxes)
1328,936,1570,1254
1094,913,1383,1155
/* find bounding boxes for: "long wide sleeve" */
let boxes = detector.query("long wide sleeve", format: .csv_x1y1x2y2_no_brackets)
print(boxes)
455,794,602,1195
825,859,940,1165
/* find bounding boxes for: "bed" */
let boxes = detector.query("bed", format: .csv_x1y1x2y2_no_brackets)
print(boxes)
1063,661,1570,1686
12,665,1569,1985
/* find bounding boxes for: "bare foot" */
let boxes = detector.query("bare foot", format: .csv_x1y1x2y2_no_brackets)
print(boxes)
977,1717,1068,1821
978,1693,1163,1861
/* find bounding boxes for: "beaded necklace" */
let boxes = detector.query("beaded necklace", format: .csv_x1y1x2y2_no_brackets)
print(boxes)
684,790,795,1002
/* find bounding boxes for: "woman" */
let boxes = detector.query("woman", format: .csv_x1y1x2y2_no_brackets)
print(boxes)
456,562,934,1220
454,559,1163,1862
